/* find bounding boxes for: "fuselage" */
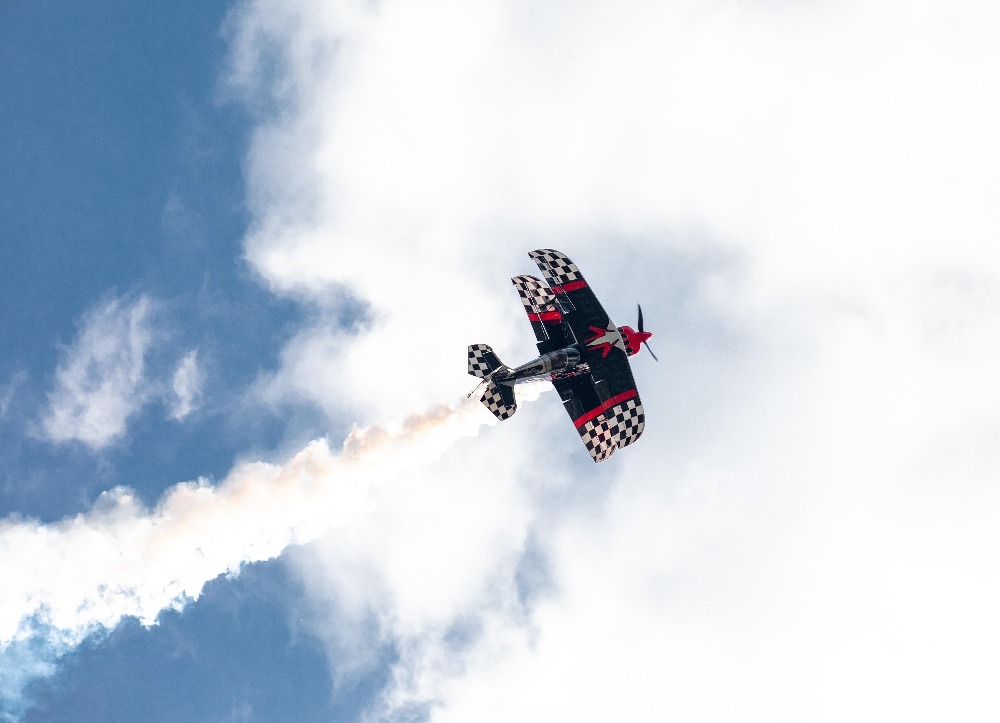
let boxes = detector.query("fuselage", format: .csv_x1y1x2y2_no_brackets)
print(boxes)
495,346,583,386
496,325,653,386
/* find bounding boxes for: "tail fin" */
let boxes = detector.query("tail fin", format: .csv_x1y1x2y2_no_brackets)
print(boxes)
468,344,505,379
467,344,517,420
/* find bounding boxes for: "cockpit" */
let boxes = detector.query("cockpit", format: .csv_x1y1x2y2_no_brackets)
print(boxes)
546,347,581,372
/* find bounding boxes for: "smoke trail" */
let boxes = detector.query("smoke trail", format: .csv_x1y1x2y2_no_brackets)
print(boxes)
0,393,529,713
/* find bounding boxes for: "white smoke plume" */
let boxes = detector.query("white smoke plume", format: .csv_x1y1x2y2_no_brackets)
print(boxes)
0,392,538,703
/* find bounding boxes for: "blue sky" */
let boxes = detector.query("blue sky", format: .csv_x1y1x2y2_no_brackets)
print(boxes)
3,1,1000,721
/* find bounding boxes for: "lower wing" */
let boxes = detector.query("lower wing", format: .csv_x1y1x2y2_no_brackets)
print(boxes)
553,374,645,463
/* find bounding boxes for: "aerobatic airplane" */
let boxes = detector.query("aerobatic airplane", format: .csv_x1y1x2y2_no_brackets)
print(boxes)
468,249,655,462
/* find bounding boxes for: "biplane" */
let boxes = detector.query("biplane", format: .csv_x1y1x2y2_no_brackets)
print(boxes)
468,249,655,462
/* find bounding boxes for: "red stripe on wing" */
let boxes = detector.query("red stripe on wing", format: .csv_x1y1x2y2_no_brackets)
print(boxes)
549,280,588,294
573,388,638,428
527,311,562,323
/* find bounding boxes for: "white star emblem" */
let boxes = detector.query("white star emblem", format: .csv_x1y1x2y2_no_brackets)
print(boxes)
586,323,625,356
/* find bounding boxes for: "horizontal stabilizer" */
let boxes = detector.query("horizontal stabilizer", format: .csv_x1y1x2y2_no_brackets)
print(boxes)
479,380,517,421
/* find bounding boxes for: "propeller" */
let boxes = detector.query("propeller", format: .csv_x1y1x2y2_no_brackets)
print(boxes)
637,304,658,361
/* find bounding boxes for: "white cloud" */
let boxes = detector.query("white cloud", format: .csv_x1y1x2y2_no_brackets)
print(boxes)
40,296,154,449
220,0,1000,721
169,350,203,421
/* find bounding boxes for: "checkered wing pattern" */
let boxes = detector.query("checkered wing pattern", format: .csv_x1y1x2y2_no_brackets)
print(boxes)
511,275,558,315
480,381,517,421
468,344,496,379
528,249,585,288
577,398,645,463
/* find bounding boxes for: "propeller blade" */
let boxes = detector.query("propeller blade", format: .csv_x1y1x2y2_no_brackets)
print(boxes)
643,341,659,362
637,303,645,333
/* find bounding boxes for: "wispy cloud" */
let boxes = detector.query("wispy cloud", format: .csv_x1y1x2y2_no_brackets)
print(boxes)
169,350,203,421
40,296,154,449
0,372,27,421
37,298,210,449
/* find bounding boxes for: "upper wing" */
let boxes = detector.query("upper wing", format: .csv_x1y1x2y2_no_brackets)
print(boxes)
528,249,613,350
553,372,645,463
511,274,575,351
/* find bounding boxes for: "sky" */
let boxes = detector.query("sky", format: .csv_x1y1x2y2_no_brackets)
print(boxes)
1,0,999,721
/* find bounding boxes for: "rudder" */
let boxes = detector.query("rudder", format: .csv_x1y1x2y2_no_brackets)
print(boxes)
468,343,505,379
